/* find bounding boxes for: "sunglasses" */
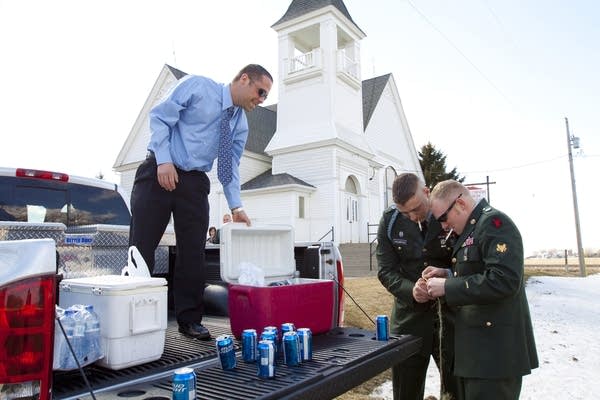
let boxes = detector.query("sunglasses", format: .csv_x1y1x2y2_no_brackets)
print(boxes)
437,193,462,223
249,79,268,100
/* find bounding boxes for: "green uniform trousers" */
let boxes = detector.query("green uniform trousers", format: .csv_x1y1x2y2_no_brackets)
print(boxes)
456,376,522,400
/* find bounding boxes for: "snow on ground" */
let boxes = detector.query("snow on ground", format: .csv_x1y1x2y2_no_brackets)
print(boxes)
371,273,600,400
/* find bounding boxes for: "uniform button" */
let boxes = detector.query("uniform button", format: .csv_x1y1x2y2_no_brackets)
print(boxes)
423,262,428,267
470,218,476,225
453,271,458,277
485,321,492,327
451,257,457,264
422,248,427,252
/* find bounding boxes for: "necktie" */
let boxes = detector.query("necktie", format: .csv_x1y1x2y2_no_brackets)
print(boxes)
420,219,428,239
218,107,235,185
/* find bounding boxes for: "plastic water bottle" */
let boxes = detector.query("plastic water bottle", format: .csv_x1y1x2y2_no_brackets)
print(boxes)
60,309,80,369
84,304,103,361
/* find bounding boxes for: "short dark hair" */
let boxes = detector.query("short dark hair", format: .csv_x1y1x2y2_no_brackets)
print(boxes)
392,173,422,206
234,64,273,83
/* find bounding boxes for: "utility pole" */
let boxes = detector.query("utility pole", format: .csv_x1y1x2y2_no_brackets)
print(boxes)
565,117,586,277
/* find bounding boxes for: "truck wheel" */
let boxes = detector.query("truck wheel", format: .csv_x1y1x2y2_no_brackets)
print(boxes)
203,283,229,316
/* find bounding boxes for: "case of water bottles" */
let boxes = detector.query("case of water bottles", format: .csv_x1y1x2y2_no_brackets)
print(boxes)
58,275,168,370
53,304,104,370
220,224,335,339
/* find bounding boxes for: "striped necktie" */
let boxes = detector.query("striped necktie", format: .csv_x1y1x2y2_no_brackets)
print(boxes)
218,106,235,185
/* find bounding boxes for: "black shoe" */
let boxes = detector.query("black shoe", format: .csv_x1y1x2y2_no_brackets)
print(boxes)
178,322,211,340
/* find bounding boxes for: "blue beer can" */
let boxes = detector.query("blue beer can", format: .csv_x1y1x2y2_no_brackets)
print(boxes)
257,340,276,378
297,327,313,361
261,329,279,360
376,315,389,341
215,334,236,370
242,329,258,362
172,367,196,400
281,322,295,335
283,331,301,366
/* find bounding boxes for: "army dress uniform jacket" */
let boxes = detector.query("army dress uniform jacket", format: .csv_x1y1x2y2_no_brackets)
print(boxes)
377,207,454,357
444,199,539,379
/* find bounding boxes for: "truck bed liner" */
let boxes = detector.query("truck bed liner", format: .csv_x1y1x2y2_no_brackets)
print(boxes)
66,327,421,400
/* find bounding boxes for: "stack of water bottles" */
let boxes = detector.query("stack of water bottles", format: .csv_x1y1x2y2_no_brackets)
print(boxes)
53,304,104,370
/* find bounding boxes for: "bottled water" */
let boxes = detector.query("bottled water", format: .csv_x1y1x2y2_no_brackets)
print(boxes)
59,309,80,369
84,304,103,361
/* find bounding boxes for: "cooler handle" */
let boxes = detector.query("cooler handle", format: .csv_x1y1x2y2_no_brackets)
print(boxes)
130,296,161,334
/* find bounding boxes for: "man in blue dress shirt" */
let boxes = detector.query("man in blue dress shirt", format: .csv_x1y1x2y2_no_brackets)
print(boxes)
129,64,273,340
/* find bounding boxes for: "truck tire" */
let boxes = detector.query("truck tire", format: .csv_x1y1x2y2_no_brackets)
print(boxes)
203,283,229,316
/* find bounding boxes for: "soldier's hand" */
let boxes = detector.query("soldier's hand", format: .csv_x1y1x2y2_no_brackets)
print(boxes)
422,266,447,280
413,278,432,303
426,277,446,298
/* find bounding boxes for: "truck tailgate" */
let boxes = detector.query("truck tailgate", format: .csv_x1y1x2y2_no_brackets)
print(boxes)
59,324,421,400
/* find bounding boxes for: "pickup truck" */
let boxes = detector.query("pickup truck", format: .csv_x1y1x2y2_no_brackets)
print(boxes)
0,167,421,399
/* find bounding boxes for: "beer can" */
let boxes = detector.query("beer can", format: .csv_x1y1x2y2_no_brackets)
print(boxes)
282,331,301,366
215,334,236,370
172,367,196,400
297,327,313,361
242,329,258,362
261,329,279,360
257,340,276,378
376,315,389,341
281,322,295,335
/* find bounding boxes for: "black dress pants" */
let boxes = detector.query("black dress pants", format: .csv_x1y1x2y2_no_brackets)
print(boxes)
129,155,210,324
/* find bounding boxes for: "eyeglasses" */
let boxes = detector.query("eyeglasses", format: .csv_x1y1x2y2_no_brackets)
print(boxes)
436,193,462,223
249,79,268,100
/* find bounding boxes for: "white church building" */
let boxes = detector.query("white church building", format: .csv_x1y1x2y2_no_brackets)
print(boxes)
113,0,423,244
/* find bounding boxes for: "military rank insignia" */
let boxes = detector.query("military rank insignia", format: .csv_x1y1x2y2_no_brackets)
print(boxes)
496,243,508,253
492,217,503,228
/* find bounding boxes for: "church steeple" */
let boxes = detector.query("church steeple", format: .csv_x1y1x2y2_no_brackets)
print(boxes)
266,0,371,157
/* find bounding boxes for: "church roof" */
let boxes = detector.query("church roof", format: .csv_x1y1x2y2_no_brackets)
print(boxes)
362,74,391,129
241,169,315,190
272,0,364,35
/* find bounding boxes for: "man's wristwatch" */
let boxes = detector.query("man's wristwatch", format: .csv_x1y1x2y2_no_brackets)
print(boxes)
231,207,244,215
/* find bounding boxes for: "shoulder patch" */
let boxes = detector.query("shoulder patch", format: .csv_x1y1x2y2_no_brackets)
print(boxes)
496,243,508,253
491,217,502,228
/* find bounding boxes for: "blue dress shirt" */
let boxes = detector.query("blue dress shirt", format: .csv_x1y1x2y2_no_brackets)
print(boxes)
148,75,248,209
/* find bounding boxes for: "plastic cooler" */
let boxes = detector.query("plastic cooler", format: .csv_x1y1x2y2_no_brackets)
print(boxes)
220,223,335,338
58,275,167,370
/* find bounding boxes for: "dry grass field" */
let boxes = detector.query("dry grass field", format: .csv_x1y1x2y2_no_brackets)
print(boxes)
334,259,600,400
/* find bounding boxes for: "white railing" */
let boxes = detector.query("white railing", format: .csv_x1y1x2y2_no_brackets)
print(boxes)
337,50,359,80
289,50,315,73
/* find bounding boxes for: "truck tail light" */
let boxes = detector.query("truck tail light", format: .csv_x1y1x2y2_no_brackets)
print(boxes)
0,275,56,400
16,168,69,182
336,258,344,326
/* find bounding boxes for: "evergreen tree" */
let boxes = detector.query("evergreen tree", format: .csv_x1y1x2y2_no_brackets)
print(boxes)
419,142,465,189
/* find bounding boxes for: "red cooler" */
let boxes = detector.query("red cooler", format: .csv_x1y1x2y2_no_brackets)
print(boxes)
220,224,335,339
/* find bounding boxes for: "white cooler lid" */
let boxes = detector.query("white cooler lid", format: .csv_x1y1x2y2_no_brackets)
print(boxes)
220,223,296,284
60,275,167,291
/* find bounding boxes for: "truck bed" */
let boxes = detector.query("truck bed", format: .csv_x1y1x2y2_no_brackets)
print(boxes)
53,319,421,400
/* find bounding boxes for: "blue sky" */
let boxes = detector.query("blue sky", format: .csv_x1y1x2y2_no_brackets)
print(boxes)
1,0,598,255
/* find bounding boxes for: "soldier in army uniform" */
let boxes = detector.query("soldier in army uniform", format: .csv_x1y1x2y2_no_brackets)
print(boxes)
425,180,539,400
377,173,458,400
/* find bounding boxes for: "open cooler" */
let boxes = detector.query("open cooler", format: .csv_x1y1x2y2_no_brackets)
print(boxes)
59,275,168,370
220,223,336,338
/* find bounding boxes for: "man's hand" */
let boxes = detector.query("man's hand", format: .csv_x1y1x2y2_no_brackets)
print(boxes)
157,163,178,191
422,266,448,280
413,278,433,303
232,209,251,226
426,277,446,298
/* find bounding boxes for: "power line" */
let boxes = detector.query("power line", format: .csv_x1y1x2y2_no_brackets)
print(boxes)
406,0,517,110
